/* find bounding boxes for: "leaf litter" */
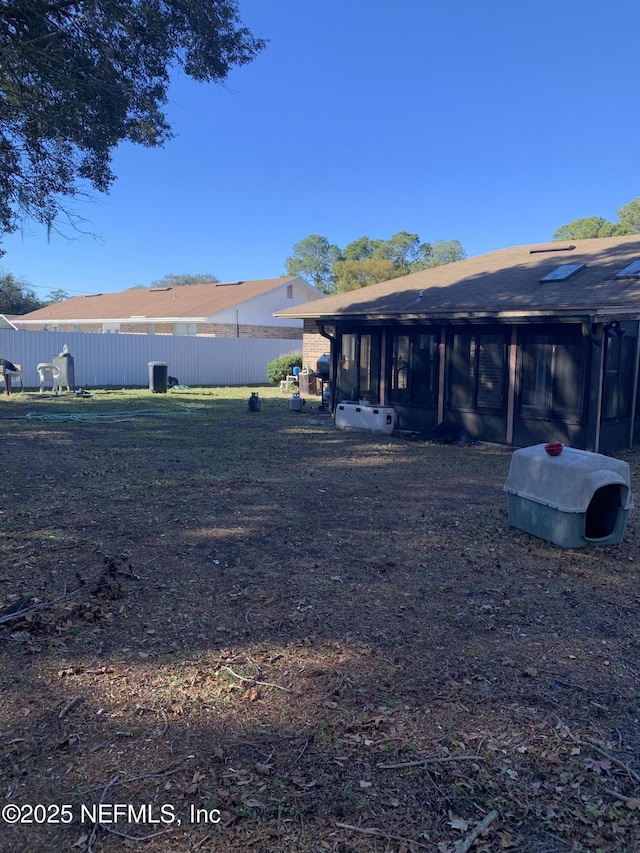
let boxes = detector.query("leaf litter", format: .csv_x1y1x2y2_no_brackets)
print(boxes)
0,386,640,851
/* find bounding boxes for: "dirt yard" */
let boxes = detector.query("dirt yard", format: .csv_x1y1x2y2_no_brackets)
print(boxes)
1,386,640,853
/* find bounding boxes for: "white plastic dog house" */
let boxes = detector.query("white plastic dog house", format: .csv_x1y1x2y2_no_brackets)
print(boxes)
504,444,633,548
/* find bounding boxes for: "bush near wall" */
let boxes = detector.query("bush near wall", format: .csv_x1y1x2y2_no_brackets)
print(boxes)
266,352,303,384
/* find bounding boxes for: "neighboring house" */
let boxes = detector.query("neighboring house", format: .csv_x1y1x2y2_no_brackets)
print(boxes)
276,235,640,453
16,277,324,339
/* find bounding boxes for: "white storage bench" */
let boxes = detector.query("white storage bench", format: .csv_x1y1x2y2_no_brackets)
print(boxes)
335,402,396,435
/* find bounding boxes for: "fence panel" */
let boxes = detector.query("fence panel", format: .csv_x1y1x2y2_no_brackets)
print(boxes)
0,330,301,388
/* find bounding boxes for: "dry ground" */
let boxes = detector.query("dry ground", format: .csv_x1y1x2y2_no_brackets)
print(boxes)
1,386,640,853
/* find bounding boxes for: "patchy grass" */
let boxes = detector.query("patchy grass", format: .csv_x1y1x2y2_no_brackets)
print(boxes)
1,385,640,852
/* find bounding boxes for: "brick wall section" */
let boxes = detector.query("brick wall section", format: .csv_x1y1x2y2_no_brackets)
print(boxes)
35,324,99,332
196,323,302,339
302,320,329,370
29,322,301,339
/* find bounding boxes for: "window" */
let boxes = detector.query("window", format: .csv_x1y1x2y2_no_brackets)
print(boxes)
358,334,380,401
174,323,197,336
102,323,120,334
603,331,636,421
337,331,380,402
520,330,586,423
286,284,293,299
389,332,438,407
448,332,506,414
390,334,410,396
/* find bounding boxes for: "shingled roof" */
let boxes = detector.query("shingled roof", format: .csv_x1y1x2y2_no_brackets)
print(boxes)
275,236,640,322
20,277,309,323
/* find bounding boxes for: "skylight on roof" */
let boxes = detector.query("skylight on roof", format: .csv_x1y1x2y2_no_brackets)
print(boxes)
540,263,586,283
615,260,640,279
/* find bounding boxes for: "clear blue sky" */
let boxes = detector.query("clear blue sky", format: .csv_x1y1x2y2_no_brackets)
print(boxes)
3,0,640,298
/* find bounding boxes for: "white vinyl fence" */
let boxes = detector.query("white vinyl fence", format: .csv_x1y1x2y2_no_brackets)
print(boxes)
0,330,301,389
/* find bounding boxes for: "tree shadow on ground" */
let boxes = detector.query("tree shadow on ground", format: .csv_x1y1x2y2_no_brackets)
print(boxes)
1,392,640,851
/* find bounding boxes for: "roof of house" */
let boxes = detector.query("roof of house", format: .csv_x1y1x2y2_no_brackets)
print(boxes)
275,236,640,323
19,277,317,323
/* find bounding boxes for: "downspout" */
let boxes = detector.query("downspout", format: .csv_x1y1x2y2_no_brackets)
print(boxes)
505,326,518,446
379,328,388,405
628,320,640,449
437,326,446,423
318,322,337,412
592,324,606,454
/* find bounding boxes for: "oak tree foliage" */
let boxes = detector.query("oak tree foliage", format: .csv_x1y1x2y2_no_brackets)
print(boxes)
0,0,266,250
331,258,396,293
286,232,466,293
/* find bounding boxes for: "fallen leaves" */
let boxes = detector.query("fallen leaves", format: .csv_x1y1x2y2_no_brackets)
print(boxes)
448,812,469,831
584,756,613,775
3,390,640,852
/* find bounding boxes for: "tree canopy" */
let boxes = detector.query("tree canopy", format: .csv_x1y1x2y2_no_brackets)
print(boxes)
45,288,69,303
552,198,640,241
286,232,466,293
150,273,220,287
331,258,397,293
0,272,43,313
616,198,640,235
0,0,266,251
285,235,342,293
425,239,466,268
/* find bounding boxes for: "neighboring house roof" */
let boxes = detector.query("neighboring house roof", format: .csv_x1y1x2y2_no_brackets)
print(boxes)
18,277,322,324
0,314,19,329
275,236,640,322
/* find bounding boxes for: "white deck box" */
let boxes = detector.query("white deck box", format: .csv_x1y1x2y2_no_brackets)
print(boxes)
335,402,396,435
504,444,633,548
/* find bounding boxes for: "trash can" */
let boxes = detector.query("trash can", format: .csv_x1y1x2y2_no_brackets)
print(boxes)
298,373,318,395
53,353,75,392
148,361,168,393
503,444,633,548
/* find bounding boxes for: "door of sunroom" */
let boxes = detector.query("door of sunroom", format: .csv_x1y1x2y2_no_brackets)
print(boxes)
336,331,381,404
444,329,509,443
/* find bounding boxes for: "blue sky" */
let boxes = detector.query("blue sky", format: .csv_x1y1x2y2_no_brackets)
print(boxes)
3,0,640,298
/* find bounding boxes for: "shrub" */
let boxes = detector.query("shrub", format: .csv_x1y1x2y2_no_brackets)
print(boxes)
266,352,303,384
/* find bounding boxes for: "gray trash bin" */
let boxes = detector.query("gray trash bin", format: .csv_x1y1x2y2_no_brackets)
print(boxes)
504,444,633,548
53,353,75,391
148,361,168,393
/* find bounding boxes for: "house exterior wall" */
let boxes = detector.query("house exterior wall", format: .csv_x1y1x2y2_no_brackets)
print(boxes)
20,278,323,337
212,279,321,327
325,319,640,453
302,319,329,370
